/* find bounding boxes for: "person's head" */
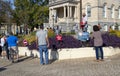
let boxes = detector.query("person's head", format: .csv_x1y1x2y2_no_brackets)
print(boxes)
83,13,86,17
93,25,100,31
40,24,44,29
1,33,6,38
98,23,100,25
9,32,13,35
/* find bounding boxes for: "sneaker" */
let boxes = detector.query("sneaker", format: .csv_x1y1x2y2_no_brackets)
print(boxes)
100,59,104,61
94,60,100,62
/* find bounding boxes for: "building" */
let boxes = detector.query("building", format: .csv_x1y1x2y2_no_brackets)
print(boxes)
0,23,17,35
49,0,120,32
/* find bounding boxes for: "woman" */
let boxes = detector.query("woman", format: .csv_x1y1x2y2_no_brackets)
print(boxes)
91,25,104,62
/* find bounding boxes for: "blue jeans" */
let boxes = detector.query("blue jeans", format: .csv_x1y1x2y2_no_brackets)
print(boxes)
39,45,48,64
94,46,104,60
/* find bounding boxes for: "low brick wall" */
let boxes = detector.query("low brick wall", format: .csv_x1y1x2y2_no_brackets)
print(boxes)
18,47,120,60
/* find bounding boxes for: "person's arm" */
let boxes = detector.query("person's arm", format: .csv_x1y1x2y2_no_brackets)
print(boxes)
45,32,49,47
101,31,108,34
15,37,19,46
36,36,38,48
46,36,49,48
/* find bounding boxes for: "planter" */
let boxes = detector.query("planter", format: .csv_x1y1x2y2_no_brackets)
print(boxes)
18,47,120,60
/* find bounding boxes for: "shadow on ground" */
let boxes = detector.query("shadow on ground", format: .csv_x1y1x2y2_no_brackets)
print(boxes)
12,56,34,63
0,67,7,72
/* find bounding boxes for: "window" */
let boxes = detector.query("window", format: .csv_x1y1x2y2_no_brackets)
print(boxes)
103,4,107,18
118,7,120,19
86,5,91,17
111,5,115,18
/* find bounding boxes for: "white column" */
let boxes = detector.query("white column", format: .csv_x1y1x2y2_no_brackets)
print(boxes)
49,9,52,23
64,6,66,18
75,6,77,18
67,6,70,18
70,6,72,18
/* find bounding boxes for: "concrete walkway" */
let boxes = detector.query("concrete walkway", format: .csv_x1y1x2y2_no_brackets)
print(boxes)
0,55,120,76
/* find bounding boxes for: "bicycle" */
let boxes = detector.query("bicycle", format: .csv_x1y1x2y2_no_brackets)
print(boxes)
9,47,19,63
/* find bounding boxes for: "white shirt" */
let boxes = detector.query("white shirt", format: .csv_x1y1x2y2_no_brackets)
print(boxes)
82,16,88,24
1,37,5,47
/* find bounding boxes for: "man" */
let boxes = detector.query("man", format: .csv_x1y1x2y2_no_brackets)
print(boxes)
81,13,88,31
7,32,19,62
36,24,49,65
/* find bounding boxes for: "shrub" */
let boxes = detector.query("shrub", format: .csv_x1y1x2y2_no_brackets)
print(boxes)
23,34,36,45
102,33,120,47
47,29,55,38
109,30,120,37
26,33,120,50
28,36,82,50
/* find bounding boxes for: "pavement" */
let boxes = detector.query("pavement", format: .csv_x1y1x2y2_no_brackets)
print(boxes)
0,54,120,76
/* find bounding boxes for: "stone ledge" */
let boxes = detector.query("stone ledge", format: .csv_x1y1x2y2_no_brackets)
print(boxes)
18,47,120,60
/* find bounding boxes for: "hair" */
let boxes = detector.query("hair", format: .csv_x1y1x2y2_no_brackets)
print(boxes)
93,25,100,31
9,32,13,35
1,33,6,37
40,23,44,29
98,23,100,25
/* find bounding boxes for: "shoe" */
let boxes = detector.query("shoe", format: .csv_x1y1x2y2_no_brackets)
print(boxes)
17,60,20,62
100,59,104,61
12,61,14,63
94,60,100,62
40,63,44,65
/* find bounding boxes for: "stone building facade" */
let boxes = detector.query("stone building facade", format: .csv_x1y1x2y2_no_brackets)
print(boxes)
49,0,120,32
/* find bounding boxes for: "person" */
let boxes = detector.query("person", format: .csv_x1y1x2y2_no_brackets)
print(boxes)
36,24,49,65
6,32,19,62
73,23,79,34
90,25,104,62
5,34,9,60
0,46,2,57
97,23,102,30
56,34,63,46
0,34,7,59
78,30,89,47
55,26,60,35
80,13,88,31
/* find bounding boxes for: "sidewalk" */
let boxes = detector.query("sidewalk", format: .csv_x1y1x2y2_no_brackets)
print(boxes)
0,54,120,76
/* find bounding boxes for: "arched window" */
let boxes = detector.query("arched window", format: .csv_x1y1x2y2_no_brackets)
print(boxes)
86,5,91,17
111,5,115,18
103,4,107,18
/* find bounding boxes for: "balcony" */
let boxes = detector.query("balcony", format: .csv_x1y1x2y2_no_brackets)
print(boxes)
49,0,77,6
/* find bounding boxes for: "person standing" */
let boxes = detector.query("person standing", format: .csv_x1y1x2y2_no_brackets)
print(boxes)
7,32,19,62
36,24,49,65
81,13,88,31
0,34,7,59
90,25,104,62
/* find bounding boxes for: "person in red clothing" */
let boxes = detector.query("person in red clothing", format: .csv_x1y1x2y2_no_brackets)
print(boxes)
56,34,63,45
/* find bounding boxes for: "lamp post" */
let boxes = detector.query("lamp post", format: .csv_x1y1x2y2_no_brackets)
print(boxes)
80,0,82,30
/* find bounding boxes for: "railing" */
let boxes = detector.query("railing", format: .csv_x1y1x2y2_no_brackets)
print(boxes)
49,0,77,6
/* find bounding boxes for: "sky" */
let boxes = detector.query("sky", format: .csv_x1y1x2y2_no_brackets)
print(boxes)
9,0,15,9
5,0,15,9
